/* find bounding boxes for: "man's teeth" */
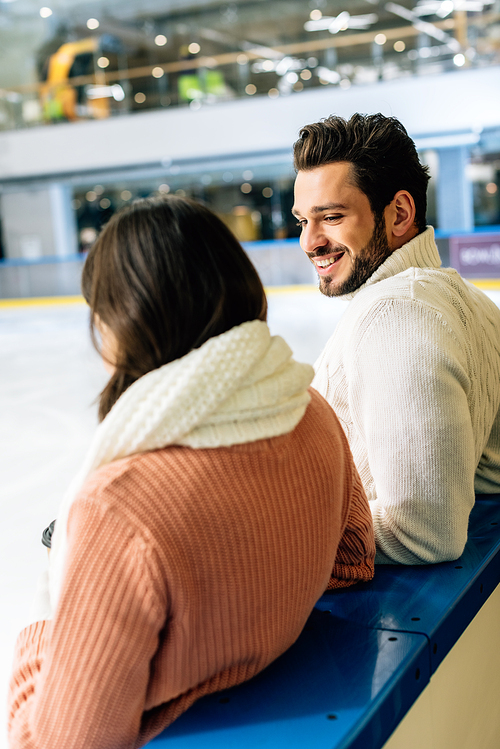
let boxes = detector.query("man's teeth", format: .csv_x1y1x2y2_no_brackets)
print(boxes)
316,255,342,268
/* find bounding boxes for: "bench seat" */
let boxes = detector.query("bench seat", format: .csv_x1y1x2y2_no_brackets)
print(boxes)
148,494,500,749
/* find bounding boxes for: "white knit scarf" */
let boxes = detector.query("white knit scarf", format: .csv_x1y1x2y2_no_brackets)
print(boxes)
48,320,313,614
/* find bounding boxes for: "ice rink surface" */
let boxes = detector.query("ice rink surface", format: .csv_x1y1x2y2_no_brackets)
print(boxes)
1,286,500,749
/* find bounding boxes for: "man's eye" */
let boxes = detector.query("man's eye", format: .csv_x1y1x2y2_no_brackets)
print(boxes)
295,220,306,228
325,215,342,222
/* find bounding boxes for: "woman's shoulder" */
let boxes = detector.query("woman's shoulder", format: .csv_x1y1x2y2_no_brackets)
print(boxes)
72,391,348,522
73,450,184,528
79,451,160,496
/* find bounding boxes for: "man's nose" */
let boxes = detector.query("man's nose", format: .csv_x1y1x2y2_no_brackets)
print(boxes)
300,223,328,255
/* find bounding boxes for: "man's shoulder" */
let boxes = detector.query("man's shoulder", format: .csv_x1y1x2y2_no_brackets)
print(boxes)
335,268,442,338
347,264,500,327
302,387,345,431
355,264,459,303
317,266,500,371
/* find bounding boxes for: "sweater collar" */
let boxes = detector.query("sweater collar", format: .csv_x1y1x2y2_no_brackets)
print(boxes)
340,226,441,301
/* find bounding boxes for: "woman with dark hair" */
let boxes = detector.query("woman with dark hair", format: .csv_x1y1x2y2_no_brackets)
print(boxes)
8,196,374,749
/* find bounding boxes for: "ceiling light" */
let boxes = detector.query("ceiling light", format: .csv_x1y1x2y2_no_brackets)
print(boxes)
276,56,302,76
305,12,377,33
310,9,322,20
188,42,201,54
453,53,466,66
39,7,52,18
152,67,164,78
438,1,455,16
85,86,107,100
316,66,341,84
87,18,99,30
386,2,460,52
245,84,257,95
155,35,167,46
86,85,124,100
111,84,125,101
97,57,109,69
334,11,350,32
414,0,491,19
374,34,387,45
394,40,406,52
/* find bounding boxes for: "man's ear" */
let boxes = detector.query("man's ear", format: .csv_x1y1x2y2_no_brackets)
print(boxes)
388,190,417,238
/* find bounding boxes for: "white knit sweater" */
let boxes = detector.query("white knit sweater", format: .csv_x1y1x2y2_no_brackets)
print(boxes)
313,227,500,564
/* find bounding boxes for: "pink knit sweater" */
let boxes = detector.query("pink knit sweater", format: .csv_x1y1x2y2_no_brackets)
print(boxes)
8,390,374,749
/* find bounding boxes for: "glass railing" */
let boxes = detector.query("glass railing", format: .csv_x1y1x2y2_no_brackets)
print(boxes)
1,3,499,133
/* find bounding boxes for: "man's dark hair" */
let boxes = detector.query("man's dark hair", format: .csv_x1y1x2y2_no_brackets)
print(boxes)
293,113,430,233
82,195,267,421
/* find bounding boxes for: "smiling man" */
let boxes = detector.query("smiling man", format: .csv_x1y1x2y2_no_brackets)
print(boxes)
292,113,500,565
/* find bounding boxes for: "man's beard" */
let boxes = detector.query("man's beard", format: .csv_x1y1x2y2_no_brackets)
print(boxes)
318,213,392,298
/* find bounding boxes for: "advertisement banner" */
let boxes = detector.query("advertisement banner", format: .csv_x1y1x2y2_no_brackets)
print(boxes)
449,233,500,278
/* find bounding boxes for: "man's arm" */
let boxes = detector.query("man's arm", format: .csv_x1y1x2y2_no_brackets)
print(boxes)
347,298,476,564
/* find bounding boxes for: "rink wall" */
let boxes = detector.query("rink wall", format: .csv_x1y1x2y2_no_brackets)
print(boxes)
2,232,500,299
0,239,315,299
0,254,84,299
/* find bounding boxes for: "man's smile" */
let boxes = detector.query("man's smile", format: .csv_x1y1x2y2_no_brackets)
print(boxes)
310,250,347,274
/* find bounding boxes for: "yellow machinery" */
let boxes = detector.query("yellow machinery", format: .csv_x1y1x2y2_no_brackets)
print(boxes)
40,38,110,122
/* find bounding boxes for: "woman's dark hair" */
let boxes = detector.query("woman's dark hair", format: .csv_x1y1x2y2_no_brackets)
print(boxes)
293,113,430,233
82,195,267,421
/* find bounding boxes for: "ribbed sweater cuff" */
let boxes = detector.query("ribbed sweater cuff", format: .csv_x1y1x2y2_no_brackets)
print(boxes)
327,558,374,589
14,620,50,660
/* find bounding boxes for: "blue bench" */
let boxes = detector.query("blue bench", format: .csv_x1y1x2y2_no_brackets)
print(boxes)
149,495,500,749
316,495,500,674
